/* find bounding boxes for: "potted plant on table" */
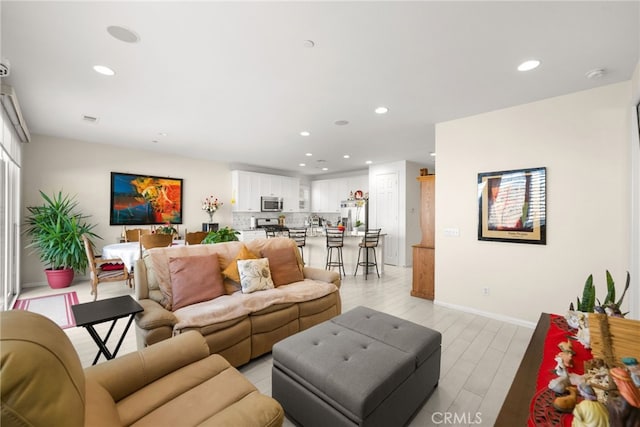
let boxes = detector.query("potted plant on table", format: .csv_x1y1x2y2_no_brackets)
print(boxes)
202,226,240,244
24,190,100,288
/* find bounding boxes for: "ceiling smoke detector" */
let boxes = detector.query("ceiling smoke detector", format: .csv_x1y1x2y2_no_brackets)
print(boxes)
0,58,10,77
585,68,606,80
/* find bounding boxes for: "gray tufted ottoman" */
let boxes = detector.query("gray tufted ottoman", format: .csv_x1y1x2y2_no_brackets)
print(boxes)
272,306,441,427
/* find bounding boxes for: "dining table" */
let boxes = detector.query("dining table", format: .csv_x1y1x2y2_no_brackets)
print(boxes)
101,240,184,272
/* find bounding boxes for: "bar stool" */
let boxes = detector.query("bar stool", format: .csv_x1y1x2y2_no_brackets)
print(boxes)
287,228,307,265
354,229,381,279
325,227,346,277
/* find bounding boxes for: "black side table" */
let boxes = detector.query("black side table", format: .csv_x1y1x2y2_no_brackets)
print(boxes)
71,295,143,365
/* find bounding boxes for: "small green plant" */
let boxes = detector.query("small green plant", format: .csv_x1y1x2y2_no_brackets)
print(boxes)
202,226,240,244
598,270,630,315
156,223,177,235
570,270,630,315
574,274,596,312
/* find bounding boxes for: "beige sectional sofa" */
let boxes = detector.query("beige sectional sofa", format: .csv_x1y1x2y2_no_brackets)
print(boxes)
134,237,341,367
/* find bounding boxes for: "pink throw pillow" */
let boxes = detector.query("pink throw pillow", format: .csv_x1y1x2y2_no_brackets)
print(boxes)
169,254,225,311
261,246,304,286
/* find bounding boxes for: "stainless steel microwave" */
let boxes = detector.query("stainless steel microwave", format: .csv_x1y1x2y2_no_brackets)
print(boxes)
261,196,283,212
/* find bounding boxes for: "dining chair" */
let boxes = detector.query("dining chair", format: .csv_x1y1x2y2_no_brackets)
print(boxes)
185,230,209,245
82,235,131,301
354,228,382,279
287,228,307,265
124,227,151,242
139,233,173,254
325,227,346,277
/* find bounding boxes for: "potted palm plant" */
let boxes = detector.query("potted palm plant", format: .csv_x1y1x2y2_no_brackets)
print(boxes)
24,190,100,288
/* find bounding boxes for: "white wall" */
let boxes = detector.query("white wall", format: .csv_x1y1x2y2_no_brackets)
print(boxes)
435,82,632,325
22,135,232,286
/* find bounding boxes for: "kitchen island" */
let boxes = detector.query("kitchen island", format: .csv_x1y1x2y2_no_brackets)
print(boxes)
237,229,385,277
304,232,385,276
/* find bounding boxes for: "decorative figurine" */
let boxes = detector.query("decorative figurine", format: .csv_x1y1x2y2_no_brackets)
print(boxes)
572,383,609,427
621,357,640,387
553,386,578,413
607,367,640,426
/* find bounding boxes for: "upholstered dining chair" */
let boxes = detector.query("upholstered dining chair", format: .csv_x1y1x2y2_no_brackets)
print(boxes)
82,235,131,301
185,230,209,245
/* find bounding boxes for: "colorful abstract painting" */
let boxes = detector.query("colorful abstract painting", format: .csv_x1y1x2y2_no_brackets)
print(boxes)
110,172,183,225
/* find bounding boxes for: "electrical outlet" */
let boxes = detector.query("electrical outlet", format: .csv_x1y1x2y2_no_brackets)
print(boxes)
482,287,490,296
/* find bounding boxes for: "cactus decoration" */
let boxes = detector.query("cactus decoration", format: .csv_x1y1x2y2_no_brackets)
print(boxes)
575,274,596,313
570,270,630,317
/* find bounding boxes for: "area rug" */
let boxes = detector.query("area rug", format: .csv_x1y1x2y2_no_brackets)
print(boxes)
13,291,78,329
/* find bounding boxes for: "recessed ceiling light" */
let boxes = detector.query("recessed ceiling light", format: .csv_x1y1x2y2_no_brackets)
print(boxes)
343,154,350,159
93,65,115,76
365,160,372,165
300,131,310,136
429,152,436,157
585,68,606,80
107,25,140,43
303,40,315,48
517,60,540,72
305,153,313,157
299,163,306,167
375,106,389,114
334,120,349,126
322,167,328,171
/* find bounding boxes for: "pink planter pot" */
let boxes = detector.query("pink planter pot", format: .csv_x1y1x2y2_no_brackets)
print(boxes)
45,268,74,289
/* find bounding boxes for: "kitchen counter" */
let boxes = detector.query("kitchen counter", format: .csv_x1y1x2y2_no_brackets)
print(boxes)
303,234,385,276
237,229,385,277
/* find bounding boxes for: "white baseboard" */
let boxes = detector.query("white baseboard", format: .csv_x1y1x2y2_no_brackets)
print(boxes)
433,299,537,329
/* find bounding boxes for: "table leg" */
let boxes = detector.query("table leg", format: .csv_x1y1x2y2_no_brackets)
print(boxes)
86,322,116,365
85,313,137,365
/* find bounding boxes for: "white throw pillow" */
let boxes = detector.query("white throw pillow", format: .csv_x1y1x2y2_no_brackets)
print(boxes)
237,258,275,294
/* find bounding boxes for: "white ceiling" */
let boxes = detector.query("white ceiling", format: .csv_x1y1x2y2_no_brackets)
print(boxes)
2,1,638,176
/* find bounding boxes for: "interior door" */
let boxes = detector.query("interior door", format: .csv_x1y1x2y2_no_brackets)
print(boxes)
374,172,399,265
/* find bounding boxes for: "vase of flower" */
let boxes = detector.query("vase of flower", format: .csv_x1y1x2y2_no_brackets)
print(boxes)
202,195,223,232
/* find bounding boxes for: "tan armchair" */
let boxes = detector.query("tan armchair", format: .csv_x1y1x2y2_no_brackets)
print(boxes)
0,310,284,427
83,235,131,301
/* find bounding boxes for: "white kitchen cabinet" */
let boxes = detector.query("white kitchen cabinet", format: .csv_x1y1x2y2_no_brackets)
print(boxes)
281,176,300,212
311,175,368,213
231,170,261,212
311,180,330,212
260,174,282,197
232,170,301,212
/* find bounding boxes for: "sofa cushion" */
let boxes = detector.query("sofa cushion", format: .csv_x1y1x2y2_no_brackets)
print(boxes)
222,245,259,283
169,254,226,310
238,258,275,294
261,246,304,287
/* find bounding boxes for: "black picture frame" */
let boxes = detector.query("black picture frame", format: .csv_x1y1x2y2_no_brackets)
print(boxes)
110,172,183,225
478,167,546,244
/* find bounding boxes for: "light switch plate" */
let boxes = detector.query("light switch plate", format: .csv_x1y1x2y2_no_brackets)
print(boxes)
443,227,460,237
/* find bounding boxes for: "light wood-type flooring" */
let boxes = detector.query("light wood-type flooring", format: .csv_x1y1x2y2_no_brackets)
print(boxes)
18,265,534,426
